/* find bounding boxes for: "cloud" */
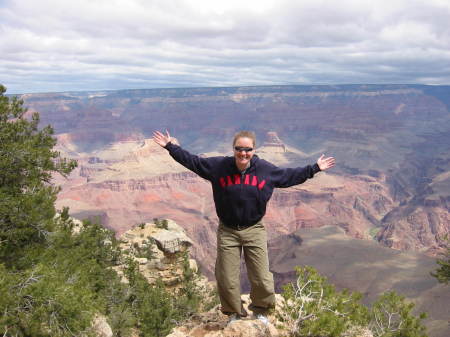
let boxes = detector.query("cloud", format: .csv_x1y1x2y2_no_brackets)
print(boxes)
1,0,450,93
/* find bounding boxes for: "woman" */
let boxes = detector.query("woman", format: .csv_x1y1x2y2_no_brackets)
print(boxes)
153,130,335,323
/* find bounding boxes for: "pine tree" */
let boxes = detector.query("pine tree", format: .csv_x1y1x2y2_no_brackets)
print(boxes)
431,236,450,284
278,266,429,337
0,84,77,267
370,291,427,337
278,266,368,337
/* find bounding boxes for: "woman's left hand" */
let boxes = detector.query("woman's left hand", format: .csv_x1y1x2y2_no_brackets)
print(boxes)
317,154,335,171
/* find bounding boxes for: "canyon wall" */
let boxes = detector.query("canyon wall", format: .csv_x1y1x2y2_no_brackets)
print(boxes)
19,84,449,278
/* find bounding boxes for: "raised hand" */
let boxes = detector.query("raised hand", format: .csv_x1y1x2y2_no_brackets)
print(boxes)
317,154,335,171
152,130,173,148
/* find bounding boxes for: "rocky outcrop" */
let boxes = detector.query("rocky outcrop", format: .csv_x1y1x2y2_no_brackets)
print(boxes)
377,205,449,254
116,219,206,289
166,294,374,337
167,294,280,337
167,313,278,337
91,315,113,337
261,131,286,153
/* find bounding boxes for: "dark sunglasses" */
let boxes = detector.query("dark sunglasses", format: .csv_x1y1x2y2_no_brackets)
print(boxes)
234,146,254,152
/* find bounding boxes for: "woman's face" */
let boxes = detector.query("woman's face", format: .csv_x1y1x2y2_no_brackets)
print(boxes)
233,137,255,170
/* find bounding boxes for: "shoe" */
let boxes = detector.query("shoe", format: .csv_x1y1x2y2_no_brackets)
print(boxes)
227,313,241,325
256,314,269,325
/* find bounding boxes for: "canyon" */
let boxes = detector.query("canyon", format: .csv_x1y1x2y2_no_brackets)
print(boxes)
19,84,449,335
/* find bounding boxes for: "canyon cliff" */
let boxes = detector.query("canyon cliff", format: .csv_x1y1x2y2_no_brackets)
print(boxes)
19,84,449,336
21,85,447,268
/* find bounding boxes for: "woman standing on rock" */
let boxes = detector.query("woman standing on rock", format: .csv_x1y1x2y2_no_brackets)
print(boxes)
153,130,335,324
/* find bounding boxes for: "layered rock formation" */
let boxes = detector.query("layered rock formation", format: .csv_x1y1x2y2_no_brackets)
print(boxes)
53,133,409,279
37,86,448,275
22,85,447,260
18,85,449,335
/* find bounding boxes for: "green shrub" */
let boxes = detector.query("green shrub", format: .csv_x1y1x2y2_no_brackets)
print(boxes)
153,218,169,230
431,235,449,284
278,266,368,337
370,291,427,337
278,266,428,337
173,251,203,319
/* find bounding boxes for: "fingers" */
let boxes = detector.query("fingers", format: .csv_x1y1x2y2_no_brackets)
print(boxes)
153,130,164,139
325,157,336,169
152,130,168,147
317,154,336,170
153,130,168,139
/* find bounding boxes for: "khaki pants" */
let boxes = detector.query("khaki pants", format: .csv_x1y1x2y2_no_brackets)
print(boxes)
215,222,275,316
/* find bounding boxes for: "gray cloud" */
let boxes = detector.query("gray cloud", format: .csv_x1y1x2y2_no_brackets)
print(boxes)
1,0,450,94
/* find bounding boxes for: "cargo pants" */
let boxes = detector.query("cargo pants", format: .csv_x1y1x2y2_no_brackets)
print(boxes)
215,221,275,316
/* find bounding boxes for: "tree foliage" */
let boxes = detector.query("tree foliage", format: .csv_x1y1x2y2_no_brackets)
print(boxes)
370,291,427,337
278,266,368,337
0,84,77,266
123,258,178,337
0,215,123,336
431,236,450,284
278,266,428,337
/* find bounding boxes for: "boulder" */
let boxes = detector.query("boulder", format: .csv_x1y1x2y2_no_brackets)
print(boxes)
91,315,113,337
151,228,193,254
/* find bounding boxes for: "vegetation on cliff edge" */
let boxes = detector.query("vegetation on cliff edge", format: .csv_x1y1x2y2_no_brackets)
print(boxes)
431,236,450,284
278,266,428,337
0,85,204,337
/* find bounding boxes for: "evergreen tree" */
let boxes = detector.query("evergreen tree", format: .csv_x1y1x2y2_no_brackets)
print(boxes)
173,251,203,318
0,85,120,336
370,291,427,337
124,259,176,337
0,84,77,267
431,236,450,284
278,266,429,337
278,266,369,337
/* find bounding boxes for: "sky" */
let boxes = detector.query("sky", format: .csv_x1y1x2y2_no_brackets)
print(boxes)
1,0,450,94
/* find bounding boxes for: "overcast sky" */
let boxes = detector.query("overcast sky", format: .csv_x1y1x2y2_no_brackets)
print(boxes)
1,0,450,94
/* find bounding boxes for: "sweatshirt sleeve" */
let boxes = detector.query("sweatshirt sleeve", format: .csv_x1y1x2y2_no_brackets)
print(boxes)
270,162,321,188
164,142,220,181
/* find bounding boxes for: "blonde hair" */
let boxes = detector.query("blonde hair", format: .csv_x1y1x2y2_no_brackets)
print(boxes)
233,131,256,148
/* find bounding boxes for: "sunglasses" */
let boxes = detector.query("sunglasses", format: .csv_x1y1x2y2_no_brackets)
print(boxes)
234,146,254,152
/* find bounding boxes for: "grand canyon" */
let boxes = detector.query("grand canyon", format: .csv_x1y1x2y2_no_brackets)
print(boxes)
19,84,449,336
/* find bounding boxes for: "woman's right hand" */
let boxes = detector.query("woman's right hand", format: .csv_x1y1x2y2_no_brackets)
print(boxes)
152,130,173,147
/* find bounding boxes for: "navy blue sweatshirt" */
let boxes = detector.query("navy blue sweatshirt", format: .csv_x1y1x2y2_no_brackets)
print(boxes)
165,142,321,228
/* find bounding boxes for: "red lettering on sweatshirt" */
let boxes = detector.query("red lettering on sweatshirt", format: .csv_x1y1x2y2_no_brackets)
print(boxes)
218,175,266,190
258,180,266,190
234,174,241,184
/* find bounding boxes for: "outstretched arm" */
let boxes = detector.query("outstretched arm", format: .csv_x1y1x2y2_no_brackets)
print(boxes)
317,154,335,171
271,154,335,188
152,129,220,181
